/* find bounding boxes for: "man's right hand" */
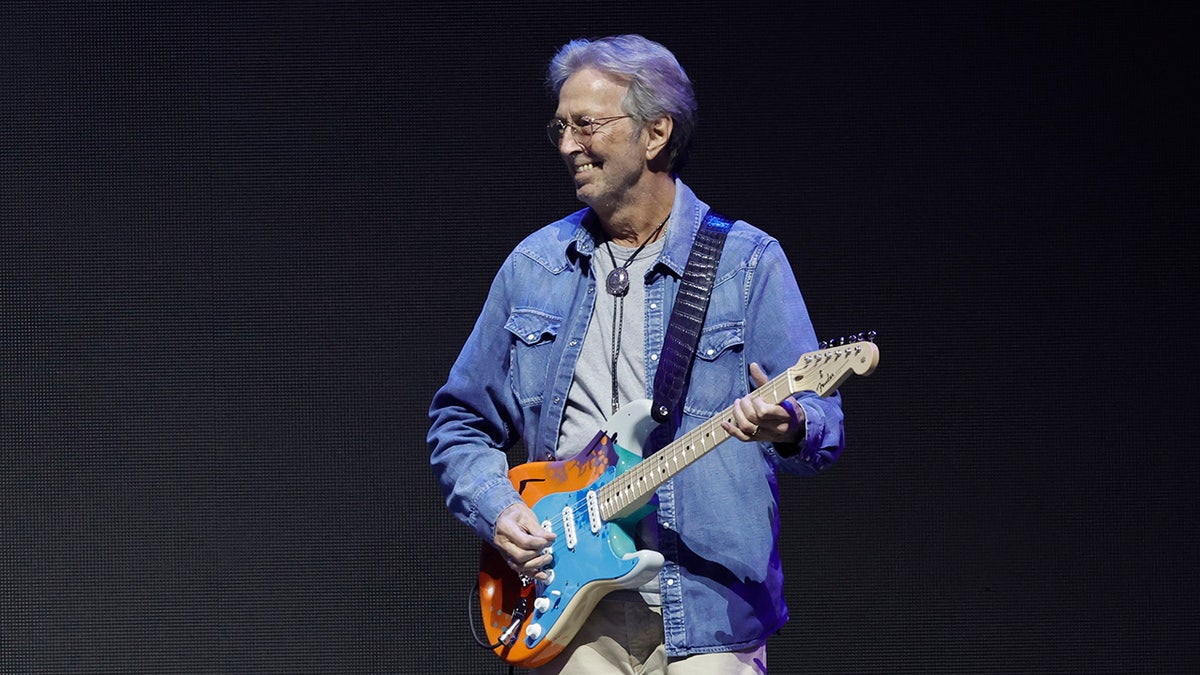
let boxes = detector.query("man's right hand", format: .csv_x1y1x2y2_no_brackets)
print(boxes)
493,502,557,581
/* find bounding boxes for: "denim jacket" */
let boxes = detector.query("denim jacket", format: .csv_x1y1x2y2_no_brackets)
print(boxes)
429,180,845,656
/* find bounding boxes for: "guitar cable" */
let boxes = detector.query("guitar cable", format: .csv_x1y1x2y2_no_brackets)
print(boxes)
468,582,506,650
468,583,524,675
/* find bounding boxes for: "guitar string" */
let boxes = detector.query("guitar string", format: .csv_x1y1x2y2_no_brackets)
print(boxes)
558,378,785,527
538,405,745,534
537,348,855,533
612,368,807,512
535,368,801,535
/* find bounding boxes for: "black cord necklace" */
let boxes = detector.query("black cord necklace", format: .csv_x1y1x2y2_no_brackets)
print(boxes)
602,212,669,414
604,214,669,297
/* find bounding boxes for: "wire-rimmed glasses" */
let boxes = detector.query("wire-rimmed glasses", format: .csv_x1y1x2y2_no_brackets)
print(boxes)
546,115,631,147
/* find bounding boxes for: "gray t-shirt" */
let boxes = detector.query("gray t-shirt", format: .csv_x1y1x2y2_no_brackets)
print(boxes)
556,235,666,460
557,235,668,605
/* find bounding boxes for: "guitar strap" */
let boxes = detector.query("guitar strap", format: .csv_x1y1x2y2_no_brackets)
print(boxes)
651,209,734,424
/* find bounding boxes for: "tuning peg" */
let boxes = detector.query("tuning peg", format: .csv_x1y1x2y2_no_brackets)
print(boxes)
821,331,877,349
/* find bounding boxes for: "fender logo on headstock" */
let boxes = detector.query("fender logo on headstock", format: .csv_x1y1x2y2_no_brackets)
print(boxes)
819,368,837,391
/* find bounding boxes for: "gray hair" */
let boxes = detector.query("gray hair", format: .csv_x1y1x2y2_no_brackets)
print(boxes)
547,34,698,175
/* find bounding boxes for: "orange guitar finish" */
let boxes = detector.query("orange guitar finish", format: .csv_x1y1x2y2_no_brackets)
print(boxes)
478,433,620,668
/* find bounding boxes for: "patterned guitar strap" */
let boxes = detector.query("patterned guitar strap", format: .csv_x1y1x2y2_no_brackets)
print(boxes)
651,208,734,426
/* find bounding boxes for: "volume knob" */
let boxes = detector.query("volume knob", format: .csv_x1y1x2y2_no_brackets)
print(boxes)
525,622,543,641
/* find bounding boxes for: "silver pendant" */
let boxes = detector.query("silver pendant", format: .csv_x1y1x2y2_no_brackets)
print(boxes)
606,267,630,296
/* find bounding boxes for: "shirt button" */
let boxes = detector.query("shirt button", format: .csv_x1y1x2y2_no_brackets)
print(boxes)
650,354,658,361
649,303,657,310
569,340,578,346
665,578,675,586
528,334,538,341
706,348,715,356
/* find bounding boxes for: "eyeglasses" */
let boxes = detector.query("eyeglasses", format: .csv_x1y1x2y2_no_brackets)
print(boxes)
546,115,631,147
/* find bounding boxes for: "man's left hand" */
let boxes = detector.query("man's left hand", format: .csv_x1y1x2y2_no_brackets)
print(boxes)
722,362,804,445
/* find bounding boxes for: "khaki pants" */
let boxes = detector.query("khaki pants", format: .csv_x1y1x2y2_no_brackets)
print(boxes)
531,595,767,675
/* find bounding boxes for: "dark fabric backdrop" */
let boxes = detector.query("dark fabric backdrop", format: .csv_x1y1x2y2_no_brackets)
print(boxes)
3,2,1196,673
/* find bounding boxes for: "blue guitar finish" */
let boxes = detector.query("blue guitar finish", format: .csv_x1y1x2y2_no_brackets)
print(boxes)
478,401,664,668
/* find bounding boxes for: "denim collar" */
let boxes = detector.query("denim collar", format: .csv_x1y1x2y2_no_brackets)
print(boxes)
563,178,708,280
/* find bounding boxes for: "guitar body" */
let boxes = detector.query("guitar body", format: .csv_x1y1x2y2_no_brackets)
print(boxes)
478,401,664,668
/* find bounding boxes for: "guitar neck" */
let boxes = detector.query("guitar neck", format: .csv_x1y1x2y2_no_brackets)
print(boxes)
595,340,878,521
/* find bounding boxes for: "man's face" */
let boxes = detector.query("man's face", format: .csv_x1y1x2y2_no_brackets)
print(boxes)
553,67,645,210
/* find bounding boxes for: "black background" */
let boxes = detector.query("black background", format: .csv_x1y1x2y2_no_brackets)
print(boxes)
3,2,1196,673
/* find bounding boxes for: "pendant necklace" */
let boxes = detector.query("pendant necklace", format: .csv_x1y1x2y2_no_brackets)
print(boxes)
602,212,669,414
604,213,669,297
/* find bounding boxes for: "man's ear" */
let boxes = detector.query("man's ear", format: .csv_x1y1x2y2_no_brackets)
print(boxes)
645,115,673,162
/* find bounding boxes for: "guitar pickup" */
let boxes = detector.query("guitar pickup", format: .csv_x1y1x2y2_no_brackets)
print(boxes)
561,505,577,550
586,489,601,534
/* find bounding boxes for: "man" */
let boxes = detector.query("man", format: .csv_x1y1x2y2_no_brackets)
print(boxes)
429,34,845,674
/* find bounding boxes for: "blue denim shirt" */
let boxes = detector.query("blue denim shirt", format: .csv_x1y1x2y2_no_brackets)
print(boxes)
429,180,845,656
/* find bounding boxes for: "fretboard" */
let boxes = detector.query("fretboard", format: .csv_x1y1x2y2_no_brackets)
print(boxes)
594,340,878,521
595,370,794,521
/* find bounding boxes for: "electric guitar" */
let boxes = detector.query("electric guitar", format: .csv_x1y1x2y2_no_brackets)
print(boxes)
476,338,880,667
